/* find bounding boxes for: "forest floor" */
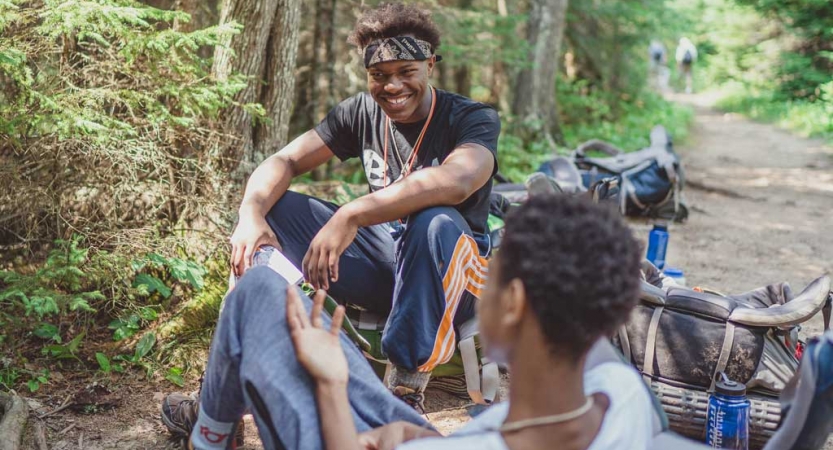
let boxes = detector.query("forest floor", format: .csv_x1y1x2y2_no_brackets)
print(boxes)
12,92,833,449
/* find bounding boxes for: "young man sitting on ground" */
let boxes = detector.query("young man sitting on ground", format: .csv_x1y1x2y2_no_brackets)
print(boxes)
162,3,501,434
184,195,656,450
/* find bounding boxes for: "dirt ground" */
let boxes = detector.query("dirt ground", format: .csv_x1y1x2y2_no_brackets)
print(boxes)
14,92,833,449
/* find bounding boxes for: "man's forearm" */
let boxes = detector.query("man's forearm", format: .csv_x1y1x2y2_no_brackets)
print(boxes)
315,382,362,450
238,155,294,217
338,165,476,228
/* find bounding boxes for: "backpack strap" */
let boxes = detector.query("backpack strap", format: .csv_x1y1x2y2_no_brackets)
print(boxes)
708,322,736,393
643,306,665,383
618,326,632,364
460,335,499,404
458,319,499,405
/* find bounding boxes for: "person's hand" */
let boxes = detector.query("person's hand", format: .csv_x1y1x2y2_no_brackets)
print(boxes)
230,211,281,277
286,286,348,385
358,425,406,450
358,422,439,450
302,211,358,290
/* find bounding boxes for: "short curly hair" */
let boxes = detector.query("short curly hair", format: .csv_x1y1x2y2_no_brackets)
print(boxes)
497,195,642,361
348,2,441,52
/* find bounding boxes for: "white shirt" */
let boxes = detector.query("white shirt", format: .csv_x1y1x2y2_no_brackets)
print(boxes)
675,39,698,63
398,362,654,450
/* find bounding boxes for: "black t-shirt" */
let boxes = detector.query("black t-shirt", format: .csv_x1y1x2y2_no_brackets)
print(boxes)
314,89,500,235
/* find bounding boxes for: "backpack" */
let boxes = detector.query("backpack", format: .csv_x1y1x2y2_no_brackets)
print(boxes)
682,49,693,64
616,268,832,447
571,125,688,222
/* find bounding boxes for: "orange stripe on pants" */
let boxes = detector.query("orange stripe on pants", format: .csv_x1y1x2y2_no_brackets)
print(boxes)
418,234,488,372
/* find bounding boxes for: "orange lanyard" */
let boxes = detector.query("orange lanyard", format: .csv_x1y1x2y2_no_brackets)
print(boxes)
382,86,436,188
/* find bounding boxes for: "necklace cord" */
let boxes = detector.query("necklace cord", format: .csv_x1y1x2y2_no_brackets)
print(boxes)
382,86,436,188
498,396,595,433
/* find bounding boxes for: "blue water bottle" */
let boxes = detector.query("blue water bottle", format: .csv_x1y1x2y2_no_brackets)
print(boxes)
706,373,750,449
646,223,669,270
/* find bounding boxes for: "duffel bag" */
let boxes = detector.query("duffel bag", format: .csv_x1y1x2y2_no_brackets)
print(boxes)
615,275,831,447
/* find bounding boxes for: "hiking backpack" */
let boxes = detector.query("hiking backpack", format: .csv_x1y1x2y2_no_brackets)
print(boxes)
682,49,694,64
617,266,832,448
536,125,688,221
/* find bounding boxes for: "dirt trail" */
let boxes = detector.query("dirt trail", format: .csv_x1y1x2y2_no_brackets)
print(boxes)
18,93,833,449
662,93,833,338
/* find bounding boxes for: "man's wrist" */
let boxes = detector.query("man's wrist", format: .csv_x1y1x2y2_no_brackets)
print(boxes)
334,202,363,228
315,379,349,396
238,201,264,218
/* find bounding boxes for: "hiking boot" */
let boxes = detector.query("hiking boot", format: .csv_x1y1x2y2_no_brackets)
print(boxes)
161,393,245,448
392,385,427,415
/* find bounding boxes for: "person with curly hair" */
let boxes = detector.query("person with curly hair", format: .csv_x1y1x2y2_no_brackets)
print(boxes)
162,1,501,443
171,194,656,450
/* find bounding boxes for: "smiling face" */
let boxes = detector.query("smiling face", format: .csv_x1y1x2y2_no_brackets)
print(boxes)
367,58,434,123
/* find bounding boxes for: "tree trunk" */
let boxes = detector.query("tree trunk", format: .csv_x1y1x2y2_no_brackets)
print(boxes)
0,392,28,450
310,0,337,181
512,0,569,147
454,66,472,98
172,0,200,31
212,0,301,179
254,0,301,161
490,0,511,112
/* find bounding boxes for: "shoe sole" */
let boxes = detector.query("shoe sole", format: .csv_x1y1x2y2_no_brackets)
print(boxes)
160,410,191,439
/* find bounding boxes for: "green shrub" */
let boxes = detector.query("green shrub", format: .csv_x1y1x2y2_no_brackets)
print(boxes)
496,82,694,183
0,0,253,244
717,81,833,140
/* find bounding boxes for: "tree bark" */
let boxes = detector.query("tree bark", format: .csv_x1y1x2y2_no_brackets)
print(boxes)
254,0,301,162
309,0,337,181
0,392,28,450
512,0,569,147
212,0,301,179
172,0,200,31
489,0,511,111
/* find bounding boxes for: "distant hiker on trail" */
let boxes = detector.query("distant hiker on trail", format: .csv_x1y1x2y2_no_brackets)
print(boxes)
161,1,501,442
648,40,670,92
675,37,698,94
174,194,656,450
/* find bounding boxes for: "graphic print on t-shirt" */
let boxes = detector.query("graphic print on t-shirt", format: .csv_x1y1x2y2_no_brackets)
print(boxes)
362,148,402,191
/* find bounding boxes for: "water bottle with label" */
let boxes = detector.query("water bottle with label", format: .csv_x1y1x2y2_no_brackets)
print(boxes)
646,223,669,270
706,373,750,450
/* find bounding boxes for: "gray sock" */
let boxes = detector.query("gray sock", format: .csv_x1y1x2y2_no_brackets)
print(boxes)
388,365,431,392
190,405,233,450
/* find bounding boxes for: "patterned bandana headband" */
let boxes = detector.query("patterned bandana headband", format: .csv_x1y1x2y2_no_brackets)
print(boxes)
362,36,442,68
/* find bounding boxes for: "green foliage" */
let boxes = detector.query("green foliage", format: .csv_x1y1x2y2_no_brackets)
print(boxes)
42,332,85,360
717,81,833,140
0,0,246,145
0,233,218,391
566,0,683,97
165,366,185,387
497,82,693,183
0,0,253,244
559,82,694,152
0,236,103,320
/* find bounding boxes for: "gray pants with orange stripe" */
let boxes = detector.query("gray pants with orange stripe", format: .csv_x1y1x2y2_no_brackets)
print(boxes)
266,191,489,374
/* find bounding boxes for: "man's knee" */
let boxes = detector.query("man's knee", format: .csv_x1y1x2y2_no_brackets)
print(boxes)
407,206,465,243
223,266,290,321
270,190,306,217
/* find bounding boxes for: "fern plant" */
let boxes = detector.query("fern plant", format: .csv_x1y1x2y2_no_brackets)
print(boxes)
0,236,103,320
